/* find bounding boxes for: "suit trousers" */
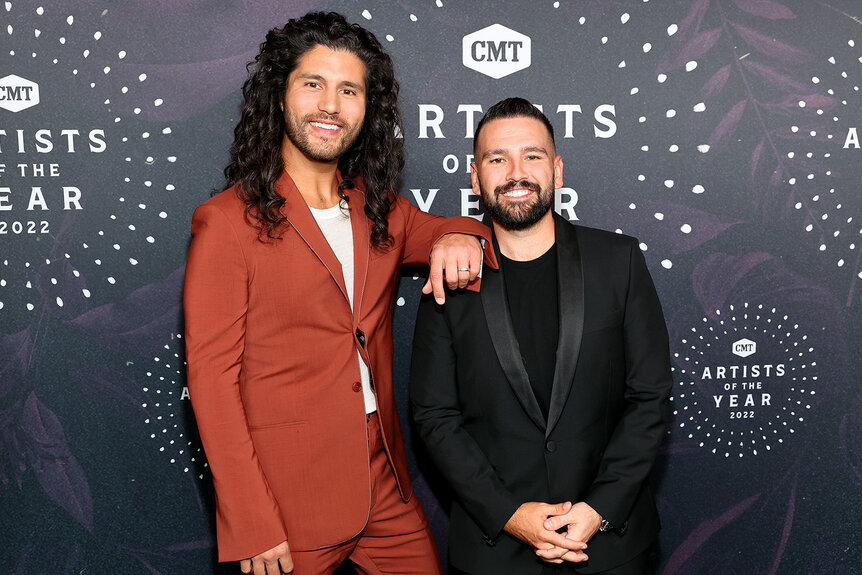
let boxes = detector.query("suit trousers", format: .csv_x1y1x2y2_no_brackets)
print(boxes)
290,412,444,575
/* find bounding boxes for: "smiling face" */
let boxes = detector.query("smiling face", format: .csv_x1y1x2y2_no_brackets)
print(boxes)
471,116,563,231
281,45,367,165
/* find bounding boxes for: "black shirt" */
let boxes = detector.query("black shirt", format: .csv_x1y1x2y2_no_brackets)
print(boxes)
500,244,560,419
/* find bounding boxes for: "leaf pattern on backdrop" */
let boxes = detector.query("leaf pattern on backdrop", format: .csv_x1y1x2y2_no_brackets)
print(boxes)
655,0,862,303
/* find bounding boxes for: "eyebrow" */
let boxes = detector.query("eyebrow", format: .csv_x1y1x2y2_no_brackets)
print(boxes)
481,145,550,160
296,73,365,92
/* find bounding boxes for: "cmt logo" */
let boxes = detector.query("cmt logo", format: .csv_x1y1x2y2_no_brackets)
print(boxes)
462,24,531,79
0,74,40,112
732,338,756,358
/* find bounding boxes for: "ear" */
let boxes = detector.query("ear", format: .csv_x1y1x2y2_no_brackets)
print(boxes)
470,162,481,196
553,155,564,189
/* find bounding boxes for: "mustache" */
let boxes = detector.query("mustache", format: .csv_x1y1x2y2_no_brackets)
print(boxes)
494,179,542,195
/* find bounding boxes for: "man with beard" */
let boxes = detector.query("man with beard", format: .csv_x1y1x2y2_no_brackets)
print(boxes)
410,98,672,574
184,12,495,575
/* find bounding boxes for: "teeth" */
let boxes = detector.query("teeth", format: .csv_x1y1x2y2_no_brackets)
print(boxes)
310,121,341,131
503,189,532,198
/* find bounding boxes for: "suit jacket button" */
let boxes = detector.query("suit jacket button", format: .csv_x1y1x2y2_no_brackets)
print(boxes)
545,440,556,453
352,382,362,392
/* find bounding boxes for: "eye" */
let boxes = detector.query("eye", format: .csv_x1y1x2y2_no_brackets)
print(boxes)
340,88,357,96
526,154,542,160
488,157,504,164
306,81,320,89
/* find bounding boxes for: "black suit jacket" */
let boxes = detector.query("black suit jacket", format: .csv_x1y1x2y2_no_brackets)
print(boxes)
410,214,672,574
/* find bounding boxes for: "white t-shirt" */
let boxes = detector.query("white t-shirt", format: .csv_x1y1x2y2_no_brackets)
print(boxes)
309,202,377,414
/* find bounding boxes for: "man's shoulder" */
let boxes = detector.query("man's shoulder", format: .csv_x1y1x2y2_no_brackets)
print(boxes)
192,185,248,223
565,220,638,251
199,185,244,212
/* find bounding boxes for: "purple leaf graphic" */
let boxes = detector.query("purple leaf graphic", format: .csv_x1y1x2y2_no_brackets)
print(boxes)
731,22,811,61
657,0,711,73
766,93,836,112
677,0,711,38
750,137,766,181
615,201,741,257
663,493,761,574
741,59,810,92
840,397,862,487
732,0,795,20
767,477,797,575
770,124,830,141
0,329,31,399
16,392,94,532
707,99,748,153
661,27,722,73
691,252,772,314
699,64,731,101
681,27,722,63
70,267,184,355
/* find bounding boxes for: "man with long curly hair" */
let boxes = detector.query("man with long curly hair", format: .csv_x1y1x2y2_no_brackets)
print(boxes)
183,11,493,575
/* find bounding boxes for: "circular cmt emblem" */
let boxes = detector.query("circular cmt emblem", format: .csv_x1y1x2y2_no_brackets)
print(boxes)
671,302,819,458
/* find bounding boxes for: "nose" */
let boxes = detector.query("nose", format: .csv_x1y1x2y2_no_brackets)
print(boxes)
318,87,339,116
506,157,527,182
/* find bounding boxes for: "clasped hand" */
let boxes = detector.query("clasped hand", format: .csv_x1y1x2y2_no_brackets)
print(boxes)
504,501,603,564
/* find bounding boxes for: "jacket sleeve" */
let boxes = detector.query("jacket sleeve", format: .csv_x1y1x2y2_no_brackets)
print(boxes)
392,195,497,286
410,295,521,540
183,202,287,562
583,238,672,528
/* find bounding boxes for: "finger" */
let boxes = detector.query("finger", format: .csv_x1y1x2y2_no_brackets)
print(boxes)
538,530,587,552
544,514,570,531
425,260,445,303
540,500,572,518
467,243,482,283
535,545,567,560
542,501,573,531
559,550,590,563
279,556,294,574
240,559,252,575
253,558,265,575
445,254,460,291
264,558,281,575
456,260,471,289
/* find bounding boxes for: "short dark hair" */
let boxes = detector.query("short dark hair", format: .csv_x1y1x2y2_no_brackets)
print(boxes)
224,11,402,248
473,97,555,155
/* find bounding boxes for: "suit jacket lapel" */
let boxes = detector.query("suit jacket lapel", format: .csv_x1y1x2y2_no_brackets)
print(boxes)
546,214,584,437
276,171,350,303
481,234,547,432
344,184,370,323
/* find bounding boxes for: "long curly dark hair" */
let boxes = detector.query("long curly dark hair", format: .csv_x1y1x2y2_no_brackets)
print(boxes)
223,11,403,247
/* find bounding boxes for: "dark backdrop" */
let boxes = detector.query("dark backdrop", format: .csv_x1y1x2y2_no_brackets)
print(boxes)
1,1,860,573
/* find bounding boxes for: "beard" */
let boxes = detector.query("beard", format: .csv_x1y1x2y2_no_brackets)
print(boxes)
283,109,362,163
480,178,555,231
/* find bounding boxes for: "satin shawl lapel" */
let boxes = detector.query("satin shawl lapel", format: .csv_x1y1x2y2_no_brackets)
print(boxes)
546,214,584,438
481,234,546,432
344,185,370,322
276,171,349,303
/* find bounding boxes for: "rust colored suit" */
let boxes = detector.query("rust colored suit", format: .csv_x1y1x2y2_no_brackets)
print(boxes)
183,171,493,562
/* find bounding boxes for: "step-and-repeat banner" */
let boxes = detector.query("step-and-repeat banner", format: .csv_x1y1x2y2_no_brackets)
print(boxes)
2,1,860,573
